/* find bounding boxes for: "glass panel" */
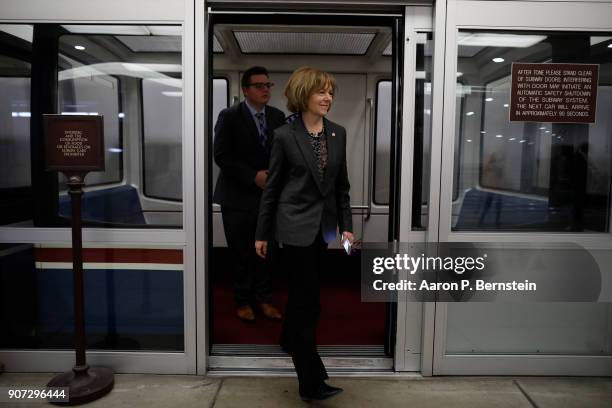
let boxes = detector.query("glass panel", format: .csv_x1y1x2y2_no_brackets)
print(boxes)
453,31,612,232
0,25,33,226
211,77,229,199
0,76,31,188
57,28,183,227
142,77,182,201
374,80,391,205
415,33,434,229
0,243,184,351
447,303,612,355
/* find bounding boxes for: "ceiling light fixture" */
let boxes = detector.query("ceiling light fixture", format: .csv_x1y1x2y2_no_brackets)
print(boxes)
458,32,546,48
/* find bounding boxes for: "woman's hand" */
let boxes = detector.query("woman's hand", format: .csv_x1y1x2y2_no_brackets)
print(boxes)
341,231,354,244
255,240,268,259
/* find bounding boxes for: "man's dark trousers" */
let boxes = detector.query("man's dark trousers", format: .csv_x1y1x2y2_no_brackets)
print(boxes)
221,206,272,306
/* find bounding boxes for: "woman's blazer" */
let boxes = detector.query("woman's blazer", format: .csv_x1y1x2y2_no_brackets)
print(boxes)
256,117,353,246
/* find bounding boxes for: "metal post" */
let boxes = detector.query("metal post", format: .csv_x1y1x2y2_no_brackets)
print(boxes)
69,179,86,368
47,173,114,406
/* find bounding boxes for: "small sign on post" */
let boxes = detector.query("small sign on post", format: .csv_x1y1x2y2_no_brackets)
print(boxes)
510,63,599,123
44,115,105,172
44,114,114,405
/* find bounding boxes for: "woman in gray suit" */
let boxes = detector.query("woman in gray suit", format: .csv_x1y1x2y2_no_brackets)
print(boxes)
255,67,354,401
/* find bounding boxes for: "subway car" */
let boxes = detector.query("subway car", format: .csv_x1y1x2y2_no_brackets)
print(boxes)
0,0,611,377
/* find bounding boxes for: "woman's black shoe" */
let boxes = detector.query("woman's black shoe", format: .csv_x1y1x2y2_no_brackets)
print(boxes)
300,383,343,401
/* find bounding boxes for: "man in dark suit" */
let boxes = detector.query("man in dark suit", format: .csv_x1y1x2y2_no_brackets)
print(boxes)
213,66,286,321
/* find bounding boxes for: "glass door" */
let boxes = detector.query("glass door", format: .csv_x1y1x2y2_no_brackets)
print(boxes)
432,0,612,375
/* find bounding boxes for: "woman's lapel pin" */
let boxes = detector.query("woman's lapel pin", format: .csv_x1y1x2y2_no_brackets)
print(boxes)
331,132,336,137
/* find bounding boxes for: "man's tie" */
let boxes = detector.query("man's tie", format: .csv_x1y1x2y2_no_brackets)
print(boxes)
255,112,268,147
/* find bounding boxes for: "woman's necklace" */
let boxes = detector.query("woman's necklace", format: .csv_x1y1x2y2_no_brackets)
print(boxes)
307,125,324,138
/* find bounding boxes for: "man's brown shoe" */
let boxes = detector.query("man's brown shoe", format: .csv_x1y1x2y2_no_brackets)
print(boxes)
259,303,282,320
237,305,255,321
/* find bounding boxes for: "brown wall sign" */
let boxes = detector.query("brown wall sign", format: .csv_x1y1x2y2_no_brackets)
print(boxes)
510,63,599,123
44,114,105,172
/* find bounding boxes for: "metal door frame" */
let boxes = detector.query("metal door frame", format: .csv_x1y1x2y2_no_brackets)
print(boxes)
393,5,435,373
198,2,437,375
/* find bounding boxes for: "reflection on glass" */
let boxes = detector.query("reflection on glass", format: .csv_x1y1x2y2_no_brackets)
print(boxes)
0,76,31,189
0,25,33,226
57,29,183,227
453,31,612,232
58,70,121,186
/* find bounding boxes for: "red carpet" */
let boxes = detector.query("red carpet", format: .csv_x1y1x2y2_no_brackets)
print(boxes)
211,281,386,345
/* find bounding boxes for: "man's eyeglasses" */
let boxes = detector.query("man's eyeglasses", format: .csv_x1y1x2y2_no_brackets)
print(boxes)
248,82,274,90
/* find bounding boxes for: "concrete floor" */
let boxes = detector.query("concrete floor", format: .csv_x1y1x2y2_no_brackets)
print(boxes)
0,373,611,407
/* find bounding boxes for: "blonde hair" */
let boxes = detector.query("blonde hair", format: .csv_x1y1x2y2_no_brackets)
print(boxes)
284,67,336,113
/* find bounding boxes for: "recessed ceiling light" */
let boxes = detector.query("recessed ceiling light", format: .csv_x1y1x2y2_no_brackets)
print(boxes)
496,134,503,138
480,131,486,134
503,104,509,107
162,91,182,97
456,72,463,77
545,130,551,133
466,139,472,143
466,111,475,116
608,43,612,48
519,140,526,143
62,25,150,35
458,33,546,48
509,137,516,141
61,112,98,115
492,57,505,63
74,45,85,50
539,127,546,130
485,97,494,102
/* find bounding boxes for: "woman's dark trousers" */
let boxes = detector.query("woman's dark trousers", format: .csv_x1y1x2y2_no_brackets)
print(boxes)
280,233,328,396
